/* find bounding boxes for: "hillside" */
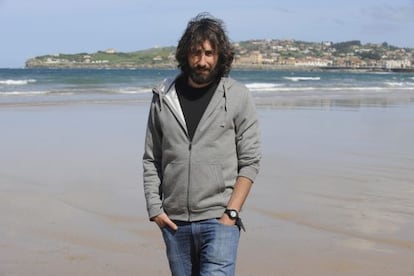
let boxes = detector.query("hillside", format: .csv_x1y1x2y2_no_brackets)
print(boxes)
25,39,414,70
25,47,177,69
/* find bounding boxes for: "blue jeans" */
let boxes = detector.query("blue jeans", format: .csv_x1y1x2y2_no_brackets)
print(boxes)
161,219,240,276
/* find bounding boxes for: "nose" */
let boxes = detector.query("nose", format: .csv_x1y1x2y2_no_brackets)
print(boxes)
197,53,208,66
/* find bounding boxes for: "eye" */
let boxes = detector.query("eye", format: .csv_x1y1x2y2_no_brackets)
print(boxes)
195,50,203,56
204,50,214,57
190,49,215,57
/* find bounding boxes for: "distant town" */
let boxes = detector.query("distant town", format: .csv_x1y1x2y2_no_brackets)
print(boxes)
25,39,414,72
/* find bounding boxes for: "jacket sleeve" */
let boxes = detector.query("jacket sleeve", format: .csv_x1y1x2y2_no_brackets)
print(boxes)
142,95,164,219
233,85,261,182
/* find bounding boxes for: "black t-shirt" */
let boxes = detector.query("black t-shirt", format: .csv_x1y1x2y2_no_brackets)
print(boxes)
175,76,218,140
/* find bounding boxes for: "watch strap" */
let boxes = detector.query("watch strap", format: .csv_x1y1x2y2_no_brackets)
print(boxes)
236,217,246,232
224,209,246,232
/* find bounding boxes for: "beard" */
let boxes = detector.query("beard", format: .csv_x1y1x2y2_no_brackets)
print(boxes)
188,65,220,85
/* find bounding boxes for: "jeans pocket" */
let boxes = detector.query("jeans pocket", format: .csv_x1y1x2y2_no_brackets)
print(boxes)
214,218,238,228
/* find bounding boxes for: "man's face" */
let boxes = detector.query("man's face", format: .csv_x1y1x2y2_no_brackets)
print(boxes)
187,40,219,87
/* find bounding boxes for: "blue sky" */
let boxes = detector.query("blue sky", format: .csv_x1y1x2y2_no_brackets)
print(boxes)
1,0,414,68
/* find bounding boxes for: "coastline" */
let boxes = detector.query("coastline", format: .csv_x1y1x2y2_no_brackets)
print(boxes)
22,62,414,73
22,39,414,72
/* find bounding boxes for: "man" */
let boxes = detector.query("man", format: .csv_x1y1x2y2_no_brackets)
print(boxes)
143,13,261,276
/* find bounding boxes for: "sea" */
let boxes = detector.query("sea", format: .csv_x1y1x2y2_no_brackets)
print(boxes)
1,68,414,108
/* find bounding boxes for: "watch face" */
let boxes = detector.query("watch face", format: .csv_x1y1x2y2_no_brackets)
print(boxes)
230,210,237,218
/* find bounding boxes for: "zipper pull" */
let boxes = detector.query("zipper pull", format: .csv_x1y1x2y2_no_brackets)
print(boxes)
188,142,192,150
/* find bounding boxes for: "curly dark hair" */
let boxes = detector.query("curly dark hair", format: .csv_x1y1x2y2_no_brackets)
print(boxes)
175,13,234,78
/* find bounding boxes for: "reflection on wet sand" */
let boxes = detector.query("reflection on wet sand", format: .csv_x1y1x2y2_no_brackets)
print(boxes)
254,88,414,109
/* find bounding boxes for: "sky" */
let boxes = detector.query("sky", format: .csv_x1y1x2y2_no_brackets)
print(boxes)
1,0,414,68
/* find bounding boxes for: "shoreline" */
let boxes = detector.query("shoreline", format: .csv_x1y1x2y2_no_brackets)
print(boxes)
2,84,414,110
22,63,414,73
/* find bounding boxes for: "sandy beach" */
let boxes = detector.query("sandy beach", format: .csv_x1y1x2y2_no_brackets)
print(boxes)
1,100,413,275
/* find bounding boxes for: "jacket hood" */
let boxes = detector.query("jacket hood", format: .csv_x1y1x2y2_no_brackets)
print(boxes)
153,74,237,96
152,75,236,113
152,77,176,96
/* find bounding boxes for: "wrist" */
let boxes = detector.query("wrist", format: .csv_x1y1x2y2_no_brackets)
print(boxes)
224,208,246,231
224,209,239,220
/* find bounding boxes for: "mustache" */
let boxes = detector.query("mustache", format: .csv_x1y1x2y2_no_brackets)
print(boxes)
195,65,210,71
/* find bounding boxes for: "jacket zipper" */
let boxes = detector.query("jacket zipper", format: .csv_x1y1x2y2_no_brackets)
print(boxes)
187,139,192,221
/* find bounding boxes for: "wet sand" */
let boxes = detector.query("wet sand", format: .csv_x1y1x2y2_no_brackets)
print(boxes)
0,101,413,275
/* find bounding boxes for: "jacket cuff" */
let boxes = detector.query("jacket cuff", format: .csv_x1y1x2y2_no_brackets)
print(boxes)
148,205,164,221
238,166,259,183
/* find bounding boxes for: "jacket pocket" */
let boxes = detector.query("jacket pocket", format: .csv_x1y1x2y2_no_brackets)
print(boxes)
162,162,188,215
189,162,226,211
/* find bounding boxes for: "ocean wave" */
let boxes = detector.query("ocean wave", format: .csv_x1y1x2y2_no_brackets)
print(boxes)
0,87,152,97
250,86,414,93
385,81,414,87
117,87,152,94
385,82,405,87
0,79,37,85
0,90,49,96
3,86,413,97
283,76,321,82
245,82,284,91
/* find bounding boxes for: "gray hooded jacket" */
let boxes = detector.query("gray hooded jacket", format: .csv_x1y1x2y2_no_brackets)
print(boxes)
143,75,261,222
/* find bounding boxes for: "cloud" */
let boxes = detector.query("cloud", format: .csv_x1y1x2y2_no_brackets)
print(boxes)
272,6,293,14
356,2,414,47
363,3,414,23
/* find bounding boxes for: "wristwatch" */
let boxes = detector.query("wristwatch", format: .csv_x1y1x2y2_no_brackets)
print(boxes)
224,209,246,231
224,209,239,220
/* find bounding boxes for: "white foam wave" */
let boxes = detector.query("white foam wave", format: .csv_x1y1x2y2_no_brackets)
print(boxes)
246,83,284,91
385,82,404,87
250,86,414,93
117,87,152,94
283,76,321,82
0,90,49,96
262,87,316,92
0,79,37,85
385,81,414,87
